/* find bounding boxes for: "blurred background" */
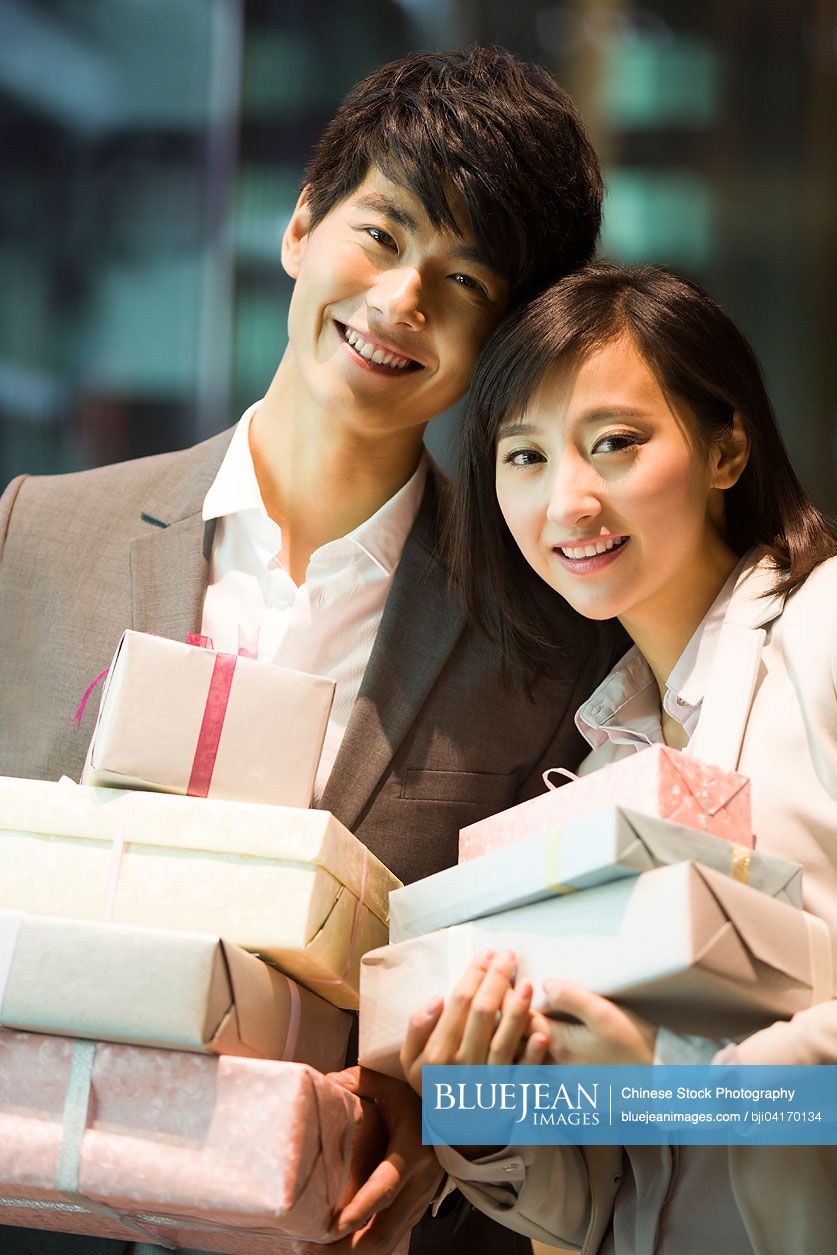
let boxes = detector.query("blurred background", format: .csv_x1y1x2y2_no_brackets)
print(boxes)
0,0,834,509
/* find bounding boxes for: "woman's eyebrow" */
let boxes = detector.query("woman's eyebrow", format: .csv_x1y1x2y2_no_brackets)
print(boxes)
580,406,648,423
497,419,539,438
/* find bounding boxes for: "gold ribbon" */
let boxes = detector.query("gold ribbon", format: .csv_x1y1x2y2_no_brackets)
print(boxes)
729,844,752,886
543,828,576,897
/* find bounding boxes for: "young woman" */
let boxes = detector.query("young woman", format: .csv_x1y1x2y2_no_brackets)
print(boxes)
399,264,837,1254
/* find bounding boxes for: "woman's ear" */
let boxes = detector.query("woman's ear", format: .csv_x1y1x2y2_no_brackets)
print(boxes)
712,413,750,490
281,186,312,279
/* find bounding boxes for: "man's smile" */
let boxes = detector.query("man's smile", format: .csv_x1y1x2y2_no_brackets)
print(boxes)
335,321,424,373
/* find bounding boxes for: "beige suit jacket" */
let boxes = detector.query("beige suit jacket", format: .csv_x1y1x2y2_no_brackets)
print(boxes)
0,430,606,888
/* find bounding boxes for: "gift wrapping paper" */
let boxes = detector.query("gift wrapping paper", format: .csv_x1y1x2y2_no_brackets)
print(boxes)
391,806,801,942
81,629,336,807
0,912,351,1069
361,861,833,1078
459,744,752,861
0,776,401,1010
0,1032,388,1252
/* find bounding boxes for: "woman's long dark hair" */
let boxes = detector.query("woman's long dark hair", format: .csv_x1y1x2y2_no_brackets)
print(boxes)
450,262,837,678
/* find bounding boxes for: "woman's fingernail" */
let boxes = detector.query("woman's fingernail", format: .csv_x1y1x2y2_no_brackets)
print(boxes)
424,996,443,1016
516,980,533,1001
476,947,495,963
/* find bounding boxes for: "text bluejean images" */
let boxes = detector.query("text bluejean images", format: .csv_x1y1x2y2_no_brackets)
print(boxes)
422,1066,837,1146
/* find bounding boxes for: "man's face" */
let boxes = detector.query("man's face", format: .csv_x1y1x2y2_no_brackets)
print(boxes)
281,168,510,441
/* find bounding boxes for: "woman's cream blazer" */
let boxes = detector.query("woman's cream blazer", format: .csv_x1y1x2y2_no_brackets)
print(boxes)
439,554,837,1254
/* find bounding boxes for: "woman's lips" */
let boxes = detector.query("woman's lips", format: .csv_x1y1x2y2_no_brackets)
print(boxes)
552,537,630,574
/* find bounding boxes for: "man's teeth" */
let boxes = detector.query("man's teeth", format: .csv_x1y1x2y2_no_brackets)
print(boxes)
560,538,626,559
343,326,412,369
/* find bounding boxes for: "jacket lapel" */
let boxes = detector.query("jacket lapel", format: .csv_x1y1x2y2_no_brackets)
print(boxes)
129,430,233,641
690,557,786,770
321,467,466,830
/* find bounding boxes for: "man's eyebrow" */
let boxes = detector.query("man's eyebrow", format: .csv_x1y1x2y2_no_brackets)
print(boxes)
352,192,493,271
448,241,491,268
352,192,419,233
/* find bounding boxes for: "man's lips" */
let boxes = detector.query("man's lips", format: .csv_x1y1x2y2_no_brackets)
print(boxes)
336,321,424,372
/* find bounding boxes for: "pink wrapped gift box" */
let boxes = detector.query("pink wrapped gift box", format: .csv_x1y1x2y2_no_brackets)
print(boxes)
81,629,336,807
0,1030,387,1252
459,744,752,862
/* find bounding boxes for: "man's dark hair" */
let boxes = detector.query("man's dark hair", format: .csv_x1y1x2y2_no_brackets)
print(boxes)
304,46,603,301
452,262,837,676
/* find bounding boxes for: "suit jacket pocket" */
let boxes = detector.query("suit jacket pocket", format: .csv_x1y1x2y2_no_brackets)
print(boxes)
400,767,515,806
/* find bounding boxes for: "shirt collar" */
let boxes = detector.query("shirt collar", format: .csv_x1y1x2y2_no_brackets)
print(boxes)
201,402,427,577
575,550,760,752
202,401,264,522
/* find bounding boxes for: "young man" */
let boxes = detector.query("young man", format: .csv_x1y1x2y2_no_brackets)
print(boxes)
0,46,605,1255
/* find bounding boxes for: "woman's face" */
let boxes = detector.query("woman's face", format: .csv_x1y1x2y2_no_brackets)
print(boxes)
494,334,738,633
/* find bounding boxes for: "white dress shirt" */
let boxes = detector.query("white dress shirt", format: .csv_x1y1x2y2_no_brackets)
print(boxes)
201,402,427,803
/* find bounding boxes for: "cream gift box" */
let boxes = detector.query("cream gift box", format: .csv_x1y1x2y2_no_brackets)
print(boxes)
390,807,802,942
81,629,336,807
0,776,401,1010
459,744,752,861
0,912,351,1070
360,862,833,1078
0,1031,387,1252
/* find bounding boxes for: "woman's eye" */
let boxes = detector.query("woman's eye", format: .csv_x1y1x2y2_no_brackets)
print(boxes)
502,447,546,468
366,226,397,250
592,432,641,455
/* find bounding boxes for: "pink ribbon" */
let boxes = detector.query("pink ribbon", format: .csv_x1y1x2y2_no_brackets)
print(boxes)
185,650,238,798
69,670,110,730
281,979,302,1060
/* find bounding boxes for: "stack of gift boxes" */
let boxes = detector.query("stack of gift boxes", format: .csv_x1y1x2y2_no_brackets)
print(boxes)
4,627,831,1247
0,630,403,1252
358,745,831,1078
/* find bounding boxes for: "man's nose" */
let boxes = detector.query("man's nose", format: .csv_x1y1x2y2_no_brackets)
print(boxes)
545,457,602,531
369,266,427,329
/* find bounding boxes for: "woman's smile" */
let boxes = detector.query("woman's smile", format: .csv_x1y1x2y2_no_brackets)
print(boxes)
552,534,630,572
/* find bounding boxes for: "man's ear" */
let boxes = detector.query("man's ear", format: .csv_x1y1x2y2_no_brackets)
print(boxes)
712,412,750,490
282,186,313,280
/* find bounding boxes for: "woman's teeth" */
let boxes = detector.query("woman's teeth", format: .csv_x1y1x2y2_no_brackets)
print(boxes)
343,326,413,370
560,537,627,559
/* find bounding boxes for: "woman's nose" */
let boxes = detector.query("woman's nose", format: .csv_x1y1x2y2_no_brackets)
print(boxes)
545,458,602,531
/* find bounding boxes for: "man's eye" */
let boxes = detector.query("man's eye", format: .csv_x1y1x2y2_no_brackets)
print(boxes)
366,226,397,250
451,273,485,295
592,432,641,455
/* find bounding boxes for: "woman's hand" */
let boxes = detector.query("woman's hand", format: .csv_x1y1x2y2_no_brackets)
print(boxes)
540,979,658,1065
399,949,551,1095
